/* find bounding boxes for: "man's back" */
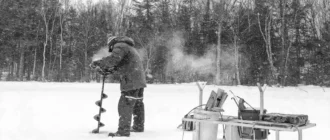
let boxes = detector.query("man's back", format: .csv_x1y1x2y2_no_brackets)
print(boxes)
112,43,146,91
105,42,146,91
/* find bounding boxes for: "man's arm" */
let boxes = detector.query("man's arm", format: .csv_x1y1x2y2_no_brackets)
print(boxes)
97,46,126,70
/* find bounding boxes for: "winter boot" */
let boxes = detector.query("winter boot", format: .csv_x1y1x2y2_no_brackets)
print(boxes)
108,132,130,137
130,127,144,132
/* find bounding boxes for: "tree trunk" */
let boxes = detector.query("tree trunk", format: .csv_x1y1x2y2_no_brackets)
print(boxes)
59,12,64,81
9,50,14,80
6,57,10,80
203,0,210,44
280,0,288,86
234,5,241,85
26,62,31,81
58,0,69,82
146,44,153,76
84,40,90,82
48,40,53,78
267,17,277,84
83,33,89,82
15,44,20,79
234,35,241,85
18,41,25,81
32,21,40,80
48,14,56,80
42,35,47,81
33,48,37,80
49,39,53,76
216,22,222,85
52,52,57,72
294,0,301,84
284,42,292,85
215,0,224,85
41,0,49,81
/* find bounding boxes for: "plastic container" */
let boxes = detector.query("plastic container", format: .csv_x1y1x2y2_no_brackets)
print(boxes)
193,109,220,140
239,108,269,140
239,108,267,120
240,127,269,139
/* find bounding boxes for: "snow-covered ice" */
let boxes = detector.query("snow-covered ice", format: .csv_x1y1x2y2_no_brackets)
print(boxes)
0,82,328,140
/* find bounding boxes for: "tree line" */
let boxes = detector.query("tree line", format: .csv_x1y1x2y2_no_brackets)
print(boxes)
0,0,329,86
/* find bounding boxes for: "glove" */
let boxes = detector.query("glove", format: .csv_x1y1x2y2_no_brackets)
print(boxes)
95,66,106,75
90,60,116,75
90,61,101,69
102,67,115,75
95,66,114,75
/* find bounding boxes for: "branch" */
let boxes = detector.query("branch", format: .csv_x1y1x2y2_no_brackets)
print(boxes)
229,0,238,11
257,13,267,44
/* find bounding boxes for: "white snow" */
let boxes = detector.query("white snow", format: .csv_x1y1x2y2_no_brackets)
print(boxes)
0,82,328,140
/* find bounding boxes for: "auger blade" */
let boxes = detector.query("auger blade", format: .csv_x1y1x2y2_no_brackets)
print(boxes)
99,122,105,127
94,114,100,121
95,100,101,107
102,93,108,99
100,108,106,113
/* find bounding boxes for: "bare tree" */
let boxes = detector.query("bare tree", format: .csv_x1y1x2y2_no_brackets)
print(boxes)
32,21,40,80
18,41,24,81
58,0,69,81
231,21,240,85
40,0,52,81
214,0,237,85
215,0,224,85
229,0,241,85
279,0,291,86
114,0,131,35
293,0,301,84
48,6,58,78
257,9,277,84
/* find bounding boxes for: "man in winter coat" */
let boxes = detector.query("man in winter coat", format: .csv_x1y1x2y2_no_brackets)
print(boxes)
90,36,146,137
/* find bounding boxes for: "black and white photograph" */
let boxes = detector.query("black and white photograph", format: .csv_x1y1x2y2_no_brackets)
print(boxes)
0,0,328,140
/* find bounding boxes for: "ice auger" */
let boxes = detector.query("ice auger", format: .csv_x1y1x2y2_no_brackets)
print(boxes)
92,75,108,133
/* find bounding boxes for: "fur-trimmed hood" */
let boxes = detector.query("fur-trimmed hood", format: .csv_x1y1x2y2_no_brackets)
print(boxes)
107,36,135,47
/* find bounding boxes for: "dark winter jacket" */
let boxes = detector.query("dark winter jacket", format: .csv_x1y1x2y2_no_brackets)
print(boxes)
98,42,147,91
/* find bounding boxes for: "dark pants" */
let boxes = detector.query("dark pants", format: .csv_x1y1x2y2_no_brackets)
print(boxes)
117,88,144,135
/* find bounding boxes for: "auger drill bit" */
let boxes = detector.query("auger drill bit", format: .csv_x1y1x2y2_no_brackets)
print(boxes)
92,75,108,133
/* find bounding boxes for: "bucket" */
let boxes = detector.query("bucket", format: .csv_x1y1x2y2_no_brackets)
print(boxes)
193,109,220,140
225,125,240,140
